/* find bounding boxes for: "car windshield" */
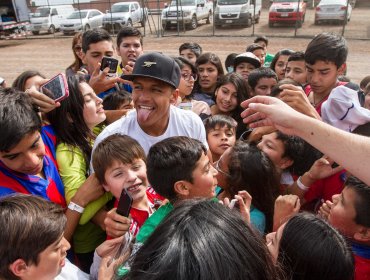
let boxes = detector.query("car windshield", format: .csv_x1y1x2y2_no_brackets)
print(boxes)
32,7,50,17
67,11,88,19
218,0,247,5
170,0,196,6
112,4,130,12
273,0,301,2
319,0,346,4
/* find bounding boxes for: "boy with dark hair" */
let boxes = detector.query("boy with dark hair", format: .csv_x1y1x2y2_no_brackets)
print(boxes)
254,35,274,67
116,26,144,93
285,51,307,86
179,42,202,65
248,67,278,96
320,176,370,280
305,32,349,115
0,194,88,280
246,43,266,66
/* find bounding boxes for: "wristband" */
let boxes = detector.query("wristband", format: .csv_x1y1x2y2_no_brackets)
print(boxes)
297,176,309,191
68,201,85,214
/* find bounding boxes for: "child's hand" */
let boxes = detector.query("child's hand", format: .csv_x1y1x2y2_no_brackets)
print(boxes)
273,195,300,231
309,156,343,180
96,236,124,258
235,191,252,224
104,208,131,238
318,200,333,220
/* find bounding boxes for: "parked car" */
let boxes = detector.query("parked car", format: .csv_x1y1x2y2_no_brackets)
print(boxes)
268,0,307,27
30,5,75,35
60,9,104,35
102,2,147,33
214,0,262,28
314,0,352,25
161,0,213,30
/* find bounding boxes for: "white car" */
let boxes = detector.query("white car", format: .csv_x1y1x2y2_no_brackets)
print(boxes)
60,9,104,34
315,0,352,25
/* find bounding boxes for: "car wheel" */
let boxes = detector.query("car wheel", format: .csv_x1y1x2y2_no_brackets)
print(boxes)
255,15,260,24
84,24,90,31
162,22,170,30
206,11,212,24
48,25,55,34
32,31,40,35
245,14,252,27
190,15,197,29
127,19,133,27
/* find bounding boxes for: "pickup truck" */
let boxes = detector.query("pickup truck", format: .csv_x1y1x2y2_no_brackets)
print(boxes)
103,1,148,33
268,0,307,27
0,0,29,39
161,0,213,30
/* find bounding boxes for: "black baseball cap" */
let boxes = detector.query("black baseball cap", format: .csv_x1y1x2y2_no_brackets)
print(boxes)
123,52,181,89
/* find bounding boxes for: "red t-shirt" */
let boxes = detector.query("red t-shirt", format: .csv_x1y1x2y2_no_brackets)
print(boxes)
354,254,370,280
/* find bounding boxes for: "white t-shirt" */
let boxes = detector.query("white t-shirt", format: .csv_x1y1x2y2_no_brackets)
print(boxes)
91,105,208,170
55,259,89,280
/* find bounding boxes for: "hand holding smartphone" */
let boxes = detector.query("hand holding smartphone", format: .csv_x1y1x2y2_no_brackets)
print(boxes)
100,56,119,78
116,189,133,217
40,73,69,102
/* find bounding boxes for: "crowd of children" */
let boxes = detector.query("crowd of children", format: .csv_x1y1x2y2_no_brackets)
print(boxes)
0,26,370,280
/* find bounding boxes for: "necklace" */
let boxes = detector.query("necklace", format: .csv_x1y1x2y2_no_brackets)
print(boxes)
312,93,330,107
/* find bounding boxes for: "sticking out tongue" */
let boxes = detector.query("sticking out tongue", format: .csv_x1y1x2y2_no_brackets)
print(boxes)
137,107,152,123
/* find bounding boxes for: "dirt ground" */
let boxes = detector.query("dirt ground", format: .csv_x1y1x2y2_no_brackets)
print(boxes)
0,34,369,86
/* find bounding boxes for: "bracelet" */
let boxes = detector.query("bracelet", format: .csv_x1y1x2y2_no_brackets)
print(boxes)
296,176,309,191
68,201,85,214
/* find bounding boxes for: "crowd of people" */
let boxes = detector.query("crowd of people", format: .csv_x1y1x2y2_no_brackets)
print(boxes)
0,26,370,280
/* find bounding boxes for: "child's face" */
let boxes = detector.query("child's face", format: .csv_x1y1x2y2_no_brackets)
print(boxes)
306,60,343,96
252,77,277,97
328,186,361,239
81,82,106,129
235,62,256,80
207,125,236,162
215,82,238,113
116,36,143,66
285,60,307,85
23,235,70,280
185,152,218,199
198,62,219,92
103,159,148,202
274,55,290,81
257,132,291,171
82,40,115,74
265,222,286,263
178,64,195,98
180,49,197,65
253,49,266,65
118,99,134,110
0,131,45,176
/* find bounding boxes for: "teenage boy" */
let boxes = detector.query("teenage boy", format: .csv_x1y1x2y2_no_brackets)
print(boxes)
319,176,370,280
116,26,144,93
0,194,88,280
246,43,266,66
92,52,208,157
254,35,274,67
179,42,202,65
285,51,307,87
248,67,278,96
305,32,349,115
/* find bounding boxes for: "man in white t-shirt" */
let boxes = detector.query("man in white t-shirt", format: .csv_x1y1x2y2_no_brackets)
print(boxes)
92,52,207,158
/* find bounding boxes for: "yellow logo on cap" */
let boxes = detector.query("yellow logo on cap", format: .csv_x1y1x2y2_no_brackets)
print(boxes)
142,61,157,67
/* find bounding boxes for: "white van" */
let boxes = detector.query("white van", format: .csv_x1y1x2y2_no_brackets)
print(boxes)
214,0,262,28
30,5,75,34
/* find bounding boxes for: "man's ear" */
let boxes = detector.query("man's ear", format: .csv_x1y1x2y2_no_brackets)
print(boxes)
279,157,293,170
174,180,191,197
337,63,347,76
170,89,179,105
354,227,370,243
9,259,28,277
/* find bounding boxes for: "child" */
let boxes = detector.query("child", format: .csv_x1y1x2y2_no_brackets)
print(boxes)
179,42,202,65
204,115,237,162
92,133,164,238
270,49,294,81
285,51,307,87
319,176,370,280
0,194,88,280
224,52,238,73
234,52,261,81
248,67,278,96
246,43,266,66
254,35,274,67
102,90,134,125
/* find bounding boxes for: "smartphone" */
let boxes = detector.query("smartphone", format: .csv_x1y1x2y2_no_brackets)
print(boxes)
116,189,133,217
40,73,69,102
100,56,118,77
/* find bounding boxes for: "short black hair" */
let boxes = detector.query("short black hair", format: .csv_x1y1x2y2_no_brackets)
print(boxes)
270,49,294,72
102,90,132,111
12,70,46,92
287,51,305,62
0,88,41,151
179,42,202,57
345,176,370,227
116,26,143,47
248,67,277,90
305,32,348,68
225,53,238,72
275,131,305,173
246,43,265,53
82,28,112,53
254,35,269,46
146,137,207,202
